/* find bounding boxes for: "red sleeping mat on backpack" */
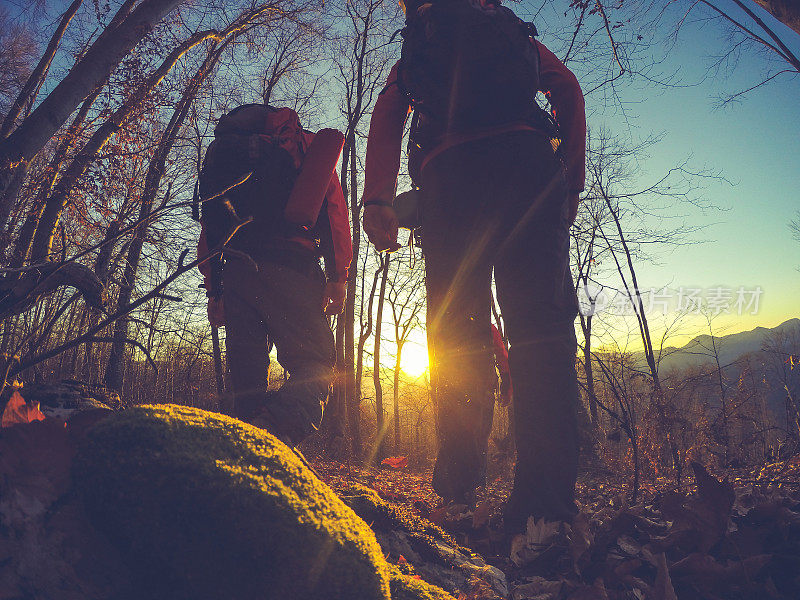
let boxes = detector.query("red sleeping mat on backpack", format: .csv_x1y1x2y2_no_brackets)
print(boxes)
284,128,345,228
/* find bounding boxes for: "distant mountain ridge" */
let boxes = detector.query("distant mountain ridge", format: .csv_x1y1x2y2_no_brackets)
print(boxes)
632,318,800,421
656,318,800,373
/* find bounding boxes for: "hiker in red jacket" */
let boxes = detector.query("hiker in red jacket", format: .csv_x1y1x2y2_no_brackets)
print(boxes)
363,0,585,532
491,323,512,406
197,105,351,446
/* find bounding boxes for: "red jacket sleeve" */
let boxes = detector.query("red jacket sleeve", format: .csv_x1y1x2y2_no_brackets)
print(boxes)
363,62,412,206
491,324,510,376
536,41,586,194
325,170,352,282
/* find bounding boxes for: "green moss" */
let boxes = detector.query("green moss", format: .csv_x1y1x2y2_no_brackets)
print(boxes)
388,566,457,600
341,485,454,542
73,405,391,600
341,485,470,563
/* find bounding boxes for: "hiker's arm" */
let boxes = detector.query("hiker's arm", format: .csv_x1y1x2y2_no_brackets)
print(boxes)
536,41,586,203
491,324,510,375
363,62,409,252
491,324,513,404
363,62,412,207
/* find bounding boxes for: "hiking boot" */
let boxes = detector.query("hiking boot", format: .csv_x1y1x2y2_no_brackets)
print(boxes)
245,391,316,447
509,517,571,569
432,440,486,505
247,404,296,446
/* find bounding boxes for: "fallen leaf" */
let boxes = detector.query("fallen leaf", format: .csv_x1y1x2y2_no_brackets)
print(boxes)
567,579,609,600
511,576,562,600
1,391,45,428
648,551,678,600
510,517,563,567
381,456,409,469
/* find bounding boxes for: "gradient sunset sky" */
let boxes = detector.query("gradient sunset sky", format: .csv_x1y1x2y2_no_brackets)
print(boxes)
8,0,798,354
529,0,800,346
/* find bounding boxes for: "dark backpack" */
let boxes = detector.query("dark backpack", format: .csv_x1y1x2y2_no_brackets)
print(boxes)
399,0,542,166
195,104,305,256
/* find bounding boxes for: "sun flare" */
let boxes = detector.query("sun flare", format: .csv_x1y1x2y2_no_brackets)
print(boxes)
400,343,429,378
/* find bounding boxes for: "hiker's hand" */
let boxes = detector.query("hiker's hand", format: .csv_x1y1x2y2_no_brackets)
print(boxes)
323,281,346,315
208,297,225,327
568,193,580,225
364,204,401,252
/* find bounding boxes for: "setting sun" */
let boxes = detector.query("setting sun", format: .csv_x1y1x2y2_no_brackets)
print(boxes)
400,343,429,378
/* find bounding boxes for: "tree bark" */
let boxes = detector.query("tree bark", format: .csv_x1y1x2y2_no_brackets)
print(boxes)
752,0,800,36
355,262,381,458
0,0,85,139
6,86,103,267
342,139,362,456
393,339,404,454
28,29,217,263
0,0,187,188
104,43,220,391
372,253,389,462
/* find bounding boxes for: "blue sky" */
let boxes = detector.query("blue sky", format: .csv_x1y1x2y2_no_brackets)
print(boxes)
531,0,800,344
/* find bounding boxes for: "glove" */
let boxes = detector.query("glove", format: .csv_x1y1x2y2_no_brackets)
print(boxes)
363,204,401,253
323,281,346,315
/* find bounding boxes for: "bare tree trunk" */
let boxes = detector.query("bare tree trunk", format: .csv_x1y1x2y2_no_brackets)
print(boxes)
751,0,800,39
28,29,216,262
0,0,85,139
327,315,347,438
601,187,681,481
393,339,404,454
7,88,104,271
372,253,389,462
0,163,28,237
105,43,221,391
355,261,381,457
580,312,599,425
80,220,121,382
338,2,373,456
342,141,362,455
0,0,189,222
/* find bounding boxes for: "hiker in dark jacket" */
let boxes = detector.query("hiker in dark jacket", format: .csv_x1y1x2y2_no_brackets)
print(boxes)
198,105,351,446
362,0,586,532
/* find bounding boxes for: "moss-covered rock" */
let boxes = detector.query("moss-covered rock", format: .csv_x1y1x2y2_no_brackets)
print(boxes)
341,485,508,598
340,484,462,560
388,566,457,600
73,405,391,600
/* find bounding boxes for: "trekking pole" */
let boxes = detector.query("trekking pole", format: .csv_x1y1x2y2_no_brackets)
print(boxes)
211,325,225,400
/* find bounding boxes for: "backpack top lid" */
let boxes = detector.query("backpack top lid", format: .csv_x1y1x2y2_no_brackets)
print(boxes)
215,104,301,136
398,0,541,138
402,0,502,21
214,104,307,169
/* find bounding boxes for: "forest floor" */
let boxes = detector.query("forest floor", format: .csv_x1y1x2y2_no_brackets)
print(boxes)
310,453,800,600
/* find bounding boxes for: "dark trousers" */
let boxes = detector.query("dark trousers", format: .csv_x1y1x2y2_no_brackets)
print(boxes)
223,255,334,441
420,131,579,526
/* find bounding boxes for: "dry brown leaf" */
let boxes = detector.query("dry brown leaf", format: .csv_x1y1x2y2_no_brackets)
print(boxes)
650,551,678,600
1,391,45,428
566,579,609,600
381,455,409,470
511,576,562,600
